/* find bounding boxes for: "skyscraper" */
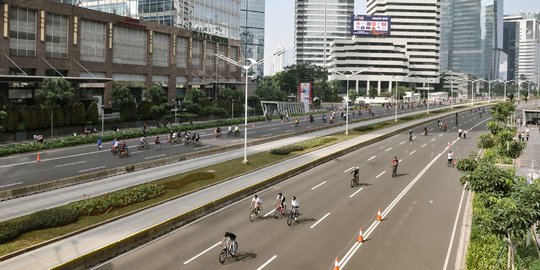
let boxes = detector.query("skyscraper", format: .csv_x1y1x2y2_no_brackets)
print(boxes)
240,0,265,78
504,13,540,82
294,0,354,67
440,0,504,79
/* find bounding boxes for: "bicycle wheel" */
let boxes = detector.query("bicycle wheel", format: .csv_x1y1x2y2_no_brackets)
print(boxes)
273,208,280,219
287,213,293,226
257,206,263,217
231,241,238,256
249,211,256,222
219,248,227,264
350,178,355,187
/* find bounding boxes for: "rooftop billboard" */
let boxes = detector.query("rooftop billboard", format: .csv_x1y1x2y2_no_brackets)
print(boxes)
351,15,391,36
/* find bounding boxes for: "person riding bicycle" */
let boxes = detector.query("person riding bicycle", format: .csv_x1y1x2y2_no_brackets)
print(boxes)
227,126,233,136
409,130,413,140
234,125,240,136
249,195,262,212
351,167,359,181
119,141,128,154
295,118,299,127
112,138,119,152
392,157,399,170
140,136,147,147
168,130,174,142
309,114,314,123
155,136,161,148
291,196,299,220
216,126,222,137
221,231,237,247
447,151,454,166
194,134,201,145
275,193,286,212
424,127,428,136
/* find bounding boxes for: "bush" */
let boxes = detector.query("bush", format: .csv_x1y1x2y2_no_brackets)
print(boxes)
72,184,165,216
163,172,215,189
201,106,229,118
270,137,336,155
87,101,99,124
137,100,154,120
0,206,80,244
120,100,137,122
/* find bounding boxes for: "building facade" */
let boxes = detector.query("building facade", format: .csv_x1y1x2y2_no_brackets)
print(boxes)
294,0,354,67
328,0,441,95
0,0,241,107
504,13,540,83
440,0,504,80
240,0,265,79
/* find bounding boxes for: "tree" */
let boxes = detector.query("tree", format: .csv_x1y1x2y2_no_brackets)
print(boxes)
273,63,328,96
111,82,134,105
35,78,74,138
87,102,99,125
368,87,378,99
247,95,262,111
348,90,358,103
184,88,205,105
255,76,287,101
315,80,340,102
0,110,6,133
218,87,242,101
144,83,168,105
137,100,154,120
521,90,529,104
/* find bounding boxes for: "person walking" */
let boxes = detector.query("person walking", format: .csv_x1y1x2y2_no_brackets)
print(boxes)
97,136,102,150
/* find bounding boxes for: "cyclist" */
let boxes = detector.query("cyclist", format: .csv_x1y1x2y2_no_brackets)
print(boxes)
392,157,399,172
155,136,161,149
295,118,299,127
227,126,233,136
140,136,147,147
447,151,454,166
408,130,413,141
249,195,262,212
351,167,360,183
216,126,222,138
221,232,237,256
424,127,428,136
113,138,119,151
234,125,240,136
275,193,286,214
291,196,299,220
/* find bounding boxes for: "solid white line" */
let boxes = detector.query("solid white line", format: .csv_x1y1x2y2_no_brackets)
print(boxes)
256,255,277,270
269,127,279,131
439,134,444,137
183,242,221,264
400,141,406,145
197,145,210,149
412,136,417,139
344,166,355,173
431,138,436,142
443,185,468,270
421,143,427,148
286,129,294,132
145,154,166,160
409,150,416,155
232,139,244,143
0,182,23,188
78,166,105,173
367,155,376,161
261,134,273,137
54,160,86,168
349,187,364,198
310,212,331,229
311,181,327,190
385,147,392,152
376,171,385,178
263,209,275,217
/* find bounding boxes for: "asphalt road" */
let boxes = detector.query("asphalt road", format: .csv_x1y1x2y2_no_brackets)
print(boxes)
91,109,487,270
0,103,450,190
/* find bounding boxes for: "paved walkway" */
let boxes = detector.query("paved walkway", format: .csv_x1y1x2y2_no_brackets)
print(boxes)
516,123,540,181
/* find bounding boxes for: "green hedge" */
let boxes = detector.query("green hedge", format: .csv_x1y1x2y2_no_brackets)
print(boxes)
0,206,80,244
270,137,336,155
72,184,165,216
163,172,215,189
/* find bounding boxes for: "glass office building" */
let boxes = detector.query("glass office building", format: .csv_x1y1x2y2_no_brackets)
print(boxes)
440,0,504,79
240,0,265,78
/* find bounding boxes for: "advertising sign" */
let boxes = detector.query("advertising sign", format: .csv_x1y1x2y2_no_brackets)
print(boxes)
351,15,391,36
298,81,313,112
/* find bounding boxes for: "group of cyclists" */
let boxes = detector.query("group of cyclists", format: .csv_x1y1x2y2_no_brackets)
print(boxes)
249,193,299,219
215,125,240,138
111,138,129,157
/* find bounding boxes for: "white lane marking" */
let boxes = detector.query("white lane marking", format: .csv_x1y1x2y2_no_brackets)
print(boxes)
269,127,279,131
431,138,436,142
311,181,327,190
232,139,244,143
285,129,294,133
399,159,403,163
421,143,427,148
257,255,277,270
349,187,364,198
145,154,166,160
310,212,331,229
344,166,355,173
0,182,23,188
54,160,86,168
339,117,491,269
264,209,275,217
412,136,417,139
400,141,406,145
409,150,416,155
443,184,469,270
261,134,273,137
196,145,210,149
78,166,106,173
183,242,221,264
367,156,376,161
385,147,392,152
439,134,444,137
376,171,385,178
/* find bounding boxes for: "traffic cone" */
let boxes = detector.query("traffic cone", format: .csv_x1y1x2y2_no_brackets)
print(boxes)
357,228,364,243
447,141,452,147
333,257,340,270
36,151,41,162
376,208,382,221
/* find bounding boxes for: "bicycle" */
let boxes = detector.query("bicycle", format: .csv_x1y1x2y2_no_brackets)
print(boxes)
350,175,359,187
218,238,238,264
287,207,299,226
447,159,457,167
119,149,128,158
273,202,287,219
153,143,161,150
137,142,150,150
391,165,398,177
249,205,263,222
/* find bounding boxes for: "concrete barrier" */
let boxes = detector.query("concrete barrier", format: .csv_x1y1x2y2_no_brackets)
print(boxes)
49,106,480,270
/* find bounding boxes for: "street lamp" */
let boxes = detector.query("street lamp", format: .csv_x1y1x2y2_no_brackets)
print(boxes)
379,73,410,121
476,79,497,103
335,68,372,133
101,104,105,137
216,50,285,164
172,99,178,124
495,79,516,100
230,97,235,119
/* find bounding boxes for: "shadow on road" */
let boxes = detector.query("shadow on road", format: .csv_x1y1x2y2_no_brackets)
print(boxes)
227,251,257,263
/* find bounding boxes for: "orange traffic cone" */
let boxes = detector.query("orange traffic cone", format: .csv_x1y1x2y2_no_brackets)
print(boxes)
333,257,340,270
376,208,382,221
36,151,41,162
357,228,364,243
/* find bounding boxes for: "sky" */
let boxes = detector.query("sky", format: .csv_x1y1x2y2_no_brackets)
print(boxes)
263,0,540,75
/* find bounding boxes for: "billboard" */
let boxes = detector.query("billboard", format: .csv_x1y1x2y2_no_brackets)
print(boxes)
352,15,391,36
298,80,313,112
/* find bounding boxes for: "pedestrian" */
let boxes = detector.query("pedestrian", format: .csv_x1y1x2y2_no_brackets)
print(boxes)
458,128,463,138
463,130,467,139
518,132,522,141
371,112,375,117
97,136,102,150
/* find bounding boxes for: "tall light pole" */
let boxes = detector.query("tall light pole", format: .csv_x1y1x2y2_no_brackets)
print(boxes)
476,79,496,103
101,104,105,137
379,73,410,121
496,79,516,100
334,67,372,134
216,50,284,164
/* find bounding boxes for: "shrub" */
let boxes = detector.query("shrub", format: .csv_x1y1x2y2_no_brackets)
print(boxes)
270,137,336,155
201,106,229,118
87,102,99,124
137,100,154,120
163,172,215,189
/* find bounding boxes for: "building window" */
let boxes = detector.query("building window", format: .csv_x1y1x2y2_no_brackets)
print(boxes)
176,36,188,69
230,46,239,73
46,13,69,59
152,32,169,67
205,42,215,74
192,39,202,70
9,7,37,57
80,19,106,62
113,25,147,65
217,44,227,73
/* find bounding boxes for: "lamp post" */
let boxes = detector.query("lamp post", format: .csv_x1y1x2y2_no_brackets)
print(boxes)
476,79,496,103
101,104,105,137
216,50,284,164
230,97,235,119
496,79,516,100
334,67,372,133
379,73,410,121
173,99,178,124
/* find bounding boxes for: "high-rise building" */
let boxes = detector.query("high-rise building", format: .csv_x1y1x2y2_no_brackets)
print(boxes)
440,0,504,80
328,0,440,95
294,0,354,67
240,0,265,79
73,0,241,39
504,13,540,82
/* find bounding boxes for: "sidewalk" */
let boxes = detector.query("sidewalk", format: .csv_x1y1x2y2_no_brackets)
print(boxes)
0,106,472,270
516,123,540,181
